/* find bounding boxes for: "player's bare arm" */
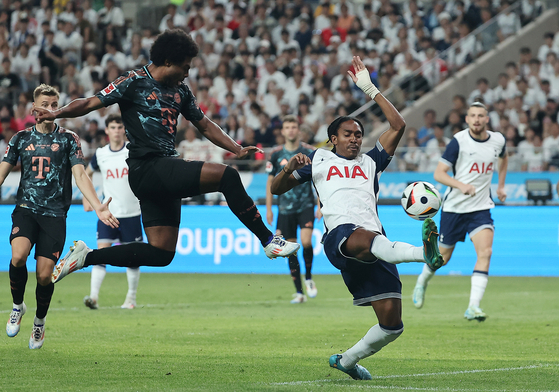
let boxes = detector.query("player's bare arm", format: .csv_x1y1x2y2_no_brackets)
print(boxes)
496,154,508,202
347,56,405,156
193,115,262,159
34,96,104,121
72,164,119,228
434,161,476,196
0,161,14,186
82,165,95,212
270,153,310,195
266,175,275,225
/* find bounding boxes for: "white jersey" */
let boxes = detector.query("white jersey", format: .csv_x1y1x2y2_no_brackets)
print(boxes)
89,143,141,218
439,129,506,213
293,142,392,234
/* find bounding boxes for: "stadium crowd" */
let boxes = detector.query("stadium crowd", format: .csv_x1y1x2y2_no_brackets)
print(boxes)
0,0,556,174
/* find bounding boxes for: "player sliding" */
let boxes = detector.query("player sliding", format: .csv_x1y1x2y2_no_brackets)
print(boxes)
34,29,300,283
271,56,444,380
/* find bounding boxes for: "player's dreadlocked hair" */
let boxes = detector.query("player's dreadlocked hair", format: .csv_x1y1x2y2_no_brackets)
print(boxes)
327,116,365,154
150,29,199,67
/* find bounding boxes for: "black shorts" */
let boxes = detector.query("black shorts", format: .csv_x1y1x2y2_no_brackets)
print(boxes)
276,207,315,240
127,156,204,228
9,206,66,262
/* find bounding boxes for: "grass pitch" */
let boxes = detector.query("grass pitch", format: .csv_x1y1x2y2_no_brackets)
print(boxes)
1,272,558,392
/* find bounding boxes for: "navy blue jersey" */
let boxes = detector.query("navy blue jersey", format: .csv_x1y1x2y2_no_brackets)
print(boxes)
3,125,85,217
96,64,205,159
266,143,316,214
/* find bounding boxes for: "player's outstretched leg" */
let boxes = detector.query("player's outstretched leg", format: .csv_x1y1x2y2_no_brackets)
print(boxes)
6,302,26,337
264,235,300,259
329,354,372,380
52,240,92,283
422,218,443,270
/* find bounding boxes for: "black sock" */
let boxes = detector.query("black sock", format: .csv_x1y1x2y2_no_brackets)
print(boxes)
288,255,303,294
85,242,175,268
36,282,54,320
303,247,313,280
9,262,27,305
218,166,272,245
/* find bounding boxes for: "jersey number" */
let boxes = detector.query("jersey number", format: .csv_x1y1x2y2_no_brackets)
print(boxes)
32,156,51,179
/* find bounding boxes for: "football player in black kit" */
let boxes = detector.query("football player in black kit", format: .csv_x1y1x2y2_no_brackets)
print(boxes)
34,29,300,285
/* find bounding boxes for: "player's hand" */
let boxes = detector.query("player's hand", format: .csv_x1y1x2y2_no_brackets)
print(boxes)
33,107,56,123
496,186,507,202
315,207,323,221
459,183,476,196
95,197,120,228
266,209,273,225
83,197,94,212
347,56,367,83
286,153,311,172
236,146,262,160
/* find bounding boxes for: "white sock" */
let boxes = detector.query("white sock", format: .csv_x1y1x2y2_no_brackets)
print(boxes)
417,263,436,287
13,303,23,310
370,235,424,264
340,324,404,369
469,271,488,308
125,268,140,300
34,316,45,326
90,265,107,300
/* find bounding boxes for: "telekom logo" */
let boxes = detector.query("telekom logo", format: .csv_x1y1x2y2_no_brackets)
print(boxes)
31,157,51,179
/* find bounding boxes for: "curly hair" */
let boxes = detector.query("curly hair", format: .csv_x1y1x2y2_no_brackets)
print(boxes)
150,29,199,67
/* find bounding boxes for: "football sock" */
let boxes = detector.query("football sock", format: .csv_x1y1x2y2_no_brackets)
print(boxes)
126,267,140,301
35,282,54,319
370,235,424,264
341,323,404,369
85,243,175,268
218,166,272,245
9,262,27,305
303,247,313,280
417,263,436,287
90,265,106,300
34,316,45,326
469,270,488,307
288,255,303,294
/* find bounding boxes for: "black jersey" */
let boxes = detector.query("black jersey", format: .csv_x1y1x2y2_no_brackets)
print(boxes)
266,143,316,215
3,125,85,217
96,64,205,159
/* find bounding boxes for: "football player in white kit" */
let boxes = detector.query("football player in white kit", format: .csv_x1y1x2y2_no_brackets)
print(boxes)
412,102,508,321
83,114,143,309
271,56,444,380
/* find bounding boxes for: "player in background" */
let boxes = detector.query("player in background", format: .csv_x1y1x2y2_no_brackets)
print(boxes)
1,84,116,349
412,102,508,321
82,114,142,310
34,29,299,284
266,115,321,304
271,56,444,380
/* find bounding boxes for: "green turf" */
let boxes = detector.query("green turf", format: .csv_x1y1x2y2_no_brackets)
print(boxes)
1,272,558,391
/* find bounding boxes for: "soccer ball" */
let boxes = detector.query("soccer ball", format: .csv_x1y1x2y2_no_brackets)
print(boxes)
401,181,442,221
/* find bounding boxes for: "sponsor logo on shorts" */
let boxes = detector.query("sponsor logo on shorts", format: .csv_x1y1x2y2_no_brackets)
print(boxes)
11,227,19,235
53,251,60,259
304,221,313,228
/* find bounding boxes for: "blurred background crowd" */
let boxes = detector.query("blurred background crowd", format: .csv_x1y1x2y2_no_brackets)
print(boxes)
0,0,558,173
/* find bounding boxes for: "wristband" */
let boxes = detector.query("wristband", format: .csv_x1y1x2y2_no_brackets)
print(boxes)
355,69,380,99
